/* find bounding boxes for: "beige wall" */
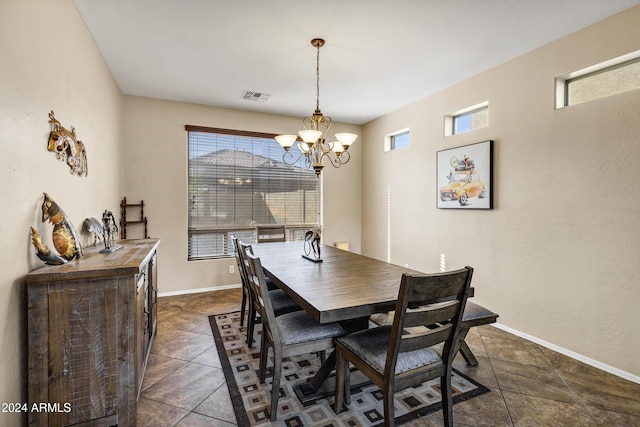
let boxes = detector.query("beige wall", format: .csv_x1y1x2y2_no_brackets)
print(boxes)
361,6,640,379
123,96,362,294
0,0,124,423
3,4,638,422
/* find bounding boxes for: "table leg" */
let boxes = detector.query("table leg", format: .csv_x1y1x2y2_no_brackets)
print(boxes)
293,316,370,404
297,351,336,396
459,340,479,366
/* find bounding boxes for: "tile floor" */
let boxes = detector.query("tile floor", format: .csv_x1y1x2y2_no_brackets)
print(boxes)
136,289,640,426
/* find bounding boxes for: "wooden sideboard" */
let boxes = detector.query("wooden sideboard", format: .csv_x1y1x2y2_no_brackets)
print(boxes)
26,239,160,427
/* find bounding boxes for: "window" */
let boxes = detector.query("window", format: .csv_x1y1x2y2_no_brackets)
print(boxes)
444,102,489,137
384,128,410,152
556,50,640,108
187,126,321,259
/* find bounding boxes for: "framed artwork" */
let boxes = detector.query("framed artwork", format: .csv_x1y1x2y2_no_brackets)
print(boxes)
437,140,493,209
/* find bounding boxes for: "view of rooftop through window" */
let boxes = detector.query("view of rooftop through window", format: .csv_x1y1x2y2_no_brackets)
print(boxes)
187,128,321,259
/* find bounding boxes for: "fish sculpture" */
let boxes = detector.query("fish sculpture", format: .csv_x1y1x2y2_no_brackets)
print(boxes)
30,193,83,265
30,227,67,265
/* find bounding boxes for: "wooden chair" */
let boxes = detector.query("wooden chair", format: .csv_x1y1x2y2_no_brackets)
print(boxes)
235,240,301,347
334,267,474,427
256,224,286,243
369,300,498,366
244,250,347,421
231,236,251,328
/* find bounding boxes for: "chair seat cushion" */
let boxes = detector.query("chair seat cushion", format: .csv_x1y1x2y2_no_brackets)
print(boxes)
269,289,301,316
265,276,279,291
276,311,346,345
336,326,441,375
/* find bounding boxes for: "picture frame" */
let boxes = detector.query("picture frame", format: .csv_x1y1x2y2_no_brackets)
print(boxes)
436,140,493,209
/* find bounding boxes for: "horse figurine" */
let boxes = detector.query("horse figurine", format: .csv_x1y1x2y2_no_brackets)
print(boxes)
304,227,322,262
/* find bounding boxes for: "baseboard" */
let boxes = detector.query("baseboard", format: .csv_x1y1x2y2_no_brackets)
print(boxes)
492,323,640,385
158,283,241,297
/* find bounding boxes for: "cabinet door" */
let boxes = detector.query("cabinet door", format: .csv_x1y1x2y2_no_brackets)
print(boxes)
148,252,158,336
47,281,120,426
135,269,149,397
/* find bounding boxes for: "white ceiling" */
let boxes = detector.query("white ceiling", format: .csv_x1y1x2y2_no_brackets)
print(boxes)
74,0,639,125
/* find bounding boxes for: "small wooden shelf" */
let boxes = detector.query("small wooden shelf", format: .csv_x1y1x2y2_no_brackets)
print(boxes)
120,196,149,239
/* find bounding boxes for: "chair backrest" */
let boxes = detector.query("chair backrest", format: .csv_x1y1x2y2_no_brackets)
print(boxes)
242,247,281,344
256,225,286,243
231,236,250,291
386,266,473,377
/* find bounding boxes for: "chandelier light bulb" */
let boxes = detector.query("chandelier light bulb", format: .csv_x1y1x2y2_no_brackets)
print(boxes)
275,134,298,151
298,129,323,144
335,133,357,149
298,143,310,153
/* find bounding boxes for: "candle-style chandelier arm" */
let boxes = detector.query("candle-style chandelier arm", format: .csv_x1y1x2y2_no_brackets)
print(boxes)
320,149,351,168
282,148,307,165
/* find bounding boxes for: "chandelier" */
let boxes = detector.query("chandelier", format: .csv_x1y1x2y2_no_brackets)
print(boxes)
275,38,357,176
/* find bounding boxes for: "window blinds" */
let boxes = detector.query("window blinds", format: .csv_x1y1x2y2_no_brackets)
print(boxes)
186,126,320,259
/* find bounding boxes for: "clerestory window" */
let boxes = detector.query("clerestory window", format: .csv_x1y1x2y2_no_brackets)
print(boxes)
556,51,640,108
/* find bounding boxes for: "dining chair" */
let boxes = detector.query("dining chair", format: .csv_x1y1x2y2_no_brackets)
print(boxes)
244,250,347,421
256,224,286,243
368,301,498,367
235,240,301,347
333,267,474,427
231,236,251,327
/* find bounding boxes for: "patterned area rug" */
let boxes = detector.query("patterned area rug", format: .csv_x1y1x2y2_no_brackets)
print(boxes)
210,312,489,426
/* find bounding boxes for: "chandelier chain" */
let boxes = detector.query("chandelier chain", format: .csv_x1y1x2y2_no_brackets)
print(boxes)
316,43,321,111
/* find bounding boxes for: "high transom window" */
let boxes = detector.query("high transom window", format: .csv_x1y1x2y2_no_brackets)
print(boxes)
186,126,321,259
384,129,410,152
556,50,640,108
444,102,489,137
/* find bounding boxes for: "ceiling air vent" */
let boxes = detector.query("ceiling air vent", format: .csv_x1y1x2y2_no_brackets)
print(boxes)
242,91,271,102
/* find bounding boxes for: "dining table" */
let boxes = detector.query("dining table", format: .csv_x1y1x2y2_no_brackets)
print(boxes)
253,241,418,324
252,241,476,403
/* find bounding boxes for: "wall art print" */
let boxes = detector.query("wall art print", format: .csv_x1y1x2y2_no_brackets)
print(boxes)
437,140,493,209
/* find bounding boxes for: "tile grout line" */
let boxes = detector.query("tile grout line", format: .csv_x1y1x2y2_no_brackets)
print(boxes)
478,327,515,426
544,346,600,425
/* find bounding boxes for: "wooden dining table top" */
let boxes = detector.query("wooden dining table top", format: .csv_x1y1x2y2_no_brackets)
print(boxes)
252,241,423,324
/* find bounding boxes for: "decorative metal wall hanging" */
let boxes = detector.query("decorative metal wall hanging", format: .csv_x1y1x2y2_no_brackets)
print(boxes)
30,193,83,265
47,110,88,176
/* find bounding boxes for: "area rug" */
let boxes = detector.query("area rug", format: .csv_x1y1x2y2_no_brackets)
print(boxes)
210,312,489,426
